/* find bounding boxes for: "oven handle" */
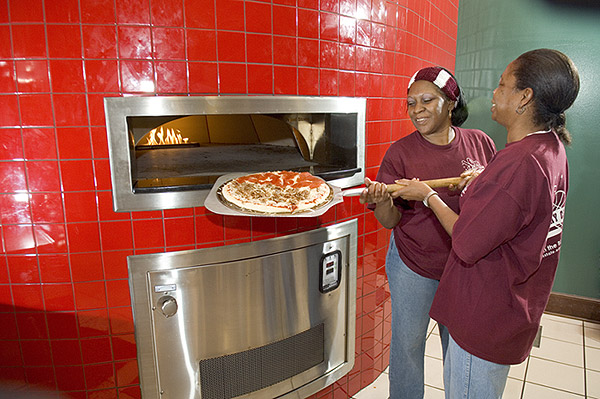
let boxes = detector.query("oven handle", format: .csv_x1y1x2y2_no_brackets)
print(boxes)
315,168,362,180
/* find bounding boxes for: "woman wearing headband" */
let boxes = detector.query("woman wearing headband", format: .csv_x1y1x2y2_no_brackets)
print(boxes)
396,49,580,397
359,66,496,398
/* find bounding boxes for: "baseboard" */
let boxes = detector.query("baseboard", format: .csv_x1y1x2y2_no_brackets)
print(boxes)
545,292,600,322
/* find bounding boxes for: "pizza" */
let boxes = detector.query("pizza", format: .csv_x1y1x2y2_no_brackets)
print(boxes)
219,171,333,214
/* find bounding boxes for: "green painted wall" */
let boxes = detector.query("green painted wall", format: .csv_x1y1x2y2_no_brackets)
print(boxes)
455,0,600,299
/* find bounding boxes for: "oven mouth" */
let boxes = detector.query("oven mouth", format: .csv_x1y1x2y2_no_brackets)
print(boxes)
104,96,366,212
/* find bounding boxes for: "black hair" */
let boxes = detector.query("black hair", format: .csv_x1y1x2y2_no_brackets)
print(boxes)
512,49,580,145
439,67,469,127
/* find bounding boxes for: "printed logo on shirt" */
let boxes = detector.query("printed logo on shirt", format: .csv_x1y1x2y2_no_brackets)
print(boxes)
459,157,485,197
543,187,567,258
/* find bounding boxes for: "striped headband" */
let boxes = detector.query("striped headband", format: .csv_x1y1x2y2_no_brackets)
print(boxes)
408,66,460,101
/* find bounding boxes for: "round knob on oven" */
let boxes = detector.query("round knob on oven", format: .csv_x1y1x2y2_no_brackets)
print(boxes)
157,295,178,318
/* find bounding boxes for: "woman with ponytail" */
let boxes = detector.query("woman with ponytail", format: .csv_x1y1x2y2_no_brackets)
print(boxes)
394,49,580,397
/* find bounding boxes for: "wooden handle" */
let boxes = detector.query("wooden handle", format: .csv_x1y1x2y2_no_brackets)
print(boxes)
386,176,463,192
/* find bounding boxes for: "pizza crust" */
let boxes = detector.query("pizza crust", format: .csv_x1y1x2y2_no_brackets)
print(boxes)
219,171,332,214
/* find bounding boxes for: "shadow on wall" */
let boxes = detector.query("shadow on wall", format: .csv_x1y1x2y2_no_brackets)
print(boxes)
0,302,139,397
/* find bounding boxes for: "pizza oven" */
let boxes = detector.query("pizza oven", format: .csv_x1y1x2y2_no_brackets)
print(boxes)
104,96,366,212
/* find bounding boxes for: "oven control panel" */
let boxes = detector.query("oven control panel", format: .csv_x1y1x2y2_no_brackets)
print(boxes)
319,250,342,293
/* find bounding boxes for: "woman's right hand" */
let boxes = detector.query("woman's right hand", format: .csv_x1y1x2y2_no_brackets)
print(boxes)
359,177,391,205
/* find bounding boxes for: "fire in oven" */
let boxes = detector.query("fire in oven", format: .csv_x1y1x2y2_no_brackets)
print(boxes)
104,96,366,212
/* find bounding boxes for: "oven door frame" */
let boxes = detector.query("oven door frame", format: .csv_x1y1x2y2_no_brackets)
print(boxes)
104,96,366,212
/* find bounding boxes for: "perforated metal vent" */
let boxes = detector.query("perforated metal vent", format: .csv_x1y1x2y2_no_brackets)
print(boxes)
199,324,325,399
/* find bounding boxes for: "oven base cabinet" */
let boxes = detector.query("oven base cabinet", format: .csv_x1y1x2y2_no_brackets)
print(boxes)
128,220,357,399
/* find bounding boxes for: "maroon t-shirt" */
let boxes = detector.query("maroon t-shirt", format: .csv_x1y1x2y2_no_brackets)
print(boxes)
373,127,496,280
430,131,569,364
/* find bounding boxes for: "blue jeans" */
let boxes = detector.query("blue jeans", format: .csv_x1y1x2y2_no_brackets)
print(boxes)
386,235,449,399
443,335,510,399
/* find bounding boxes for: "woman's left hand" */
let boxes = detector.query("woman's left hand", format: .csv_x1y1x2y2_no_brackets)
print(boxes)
393,178,435,201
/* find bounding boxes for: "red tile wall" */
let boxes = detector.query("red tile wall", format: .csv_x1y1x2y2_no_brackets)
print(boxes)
0,0,458,397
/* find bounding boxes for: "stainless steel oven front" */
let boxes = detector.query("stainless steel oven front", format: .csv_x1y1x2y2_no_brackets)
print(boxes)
128,219,357,399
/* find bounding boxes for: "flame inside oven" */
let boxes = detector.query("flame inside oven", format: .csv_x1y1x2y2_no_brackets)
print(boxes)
145,126,190,146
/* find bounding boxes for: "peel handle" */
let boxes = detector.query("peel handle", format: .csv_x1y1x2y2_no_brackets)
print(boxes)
386,176,463,192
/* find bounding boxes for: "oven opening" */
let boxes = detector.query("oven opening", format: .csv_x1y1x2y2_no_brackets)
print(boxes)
129,113,360,194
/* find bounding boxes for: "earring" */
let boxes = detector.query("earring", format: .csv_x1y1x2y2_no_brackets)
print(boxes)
516,105,526,115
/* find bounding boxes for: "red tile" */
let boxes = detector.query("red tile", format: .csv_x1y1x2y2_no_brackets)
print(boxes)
320,12,339,41
22,339,53,366
85,363,115,391
70,252,104,282
106,280,130,308
38,254,70,283
24,366,55,389
274,65,297,95
90,127,109,158
60,160,95,191
132,219,164,249
67,222,102,253
99,221,133,251
3,224,36,255
96,192,128,222
218,63,246,94
7,254,38,283
74,281,107,310
298,67,319,96
116,0,150,24
12,284,44,310
273,5,296,36
151,0,184,27
102,250,130,280
118,385,141,399
0,129,21,161
53,93,89,126
246,2,271,33
215,1,244,31
111,333,137,360
78,308,110,338
15,312,47,339
45,0,79,23
223,215,251,241
14,60,49,93
84,60,119,92
11,25,47,58
0,193,32,225
120,60,155,93
298,38,319,67
0,95,19,126
109,306,134,335
22,128,57,161
320,41,339,69
246,33,272,64
57,127,92,160
93,160,112,192
0,313,18,339
164,217,195,247
273,36,296,66
0,340,22,366
247,64,273,94
19,94,53,127
81,0,116,24
46,311,79,339
115,359,139,386
0,26,10,58
81,336,112,363
9,0,44,22
47,25,82,58
43,283,75,311
156,61,188,93
83,25,117,59
217,31,246,62
152,27,185,59
185,1,215,28
55,365,86,391
320,69,338,96
298,9,318,38
118,26,152,59
187,29,216,61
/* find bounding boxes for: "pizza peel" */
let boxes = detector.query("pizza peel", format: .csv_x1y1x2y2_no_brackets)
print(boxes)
340,176,463,196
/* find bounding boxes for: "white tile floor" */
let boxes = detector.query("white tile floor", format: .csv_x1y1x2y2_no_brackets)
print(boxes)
354,313,600,398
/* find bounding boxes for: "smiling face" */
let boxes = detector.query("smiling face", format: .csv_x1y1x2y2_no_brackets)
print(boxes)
407,80,454,139
491,61,522,128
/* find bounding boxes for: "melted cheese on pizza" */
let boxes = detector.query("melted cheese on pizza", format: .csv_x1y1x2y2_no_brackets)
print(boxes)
221,171,332,213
